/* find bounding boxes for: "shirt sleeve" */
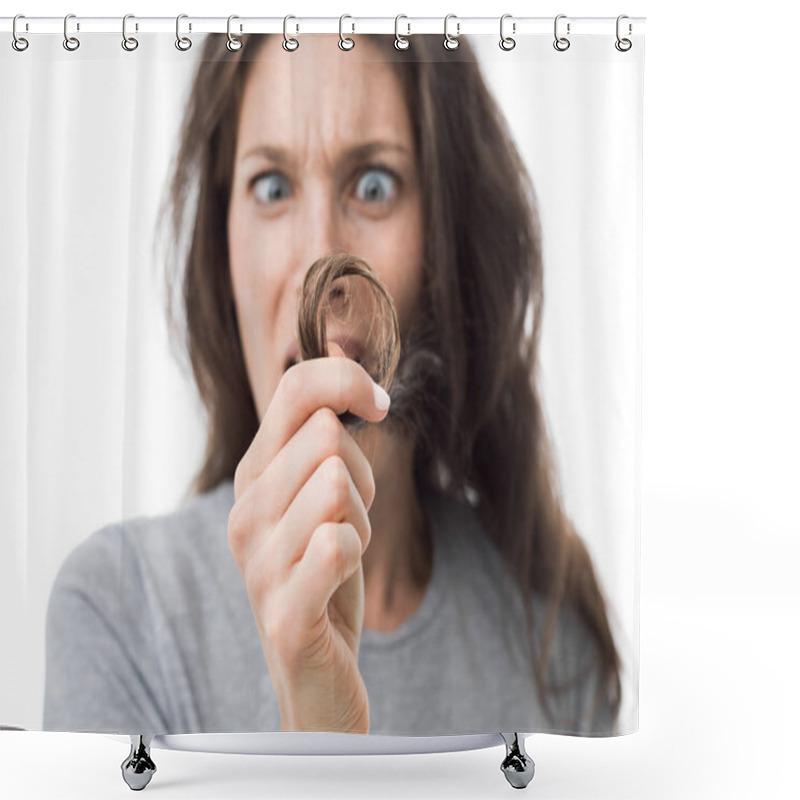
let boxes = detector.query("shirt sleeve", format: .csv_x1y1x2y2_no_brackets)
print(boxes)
42,524,171,734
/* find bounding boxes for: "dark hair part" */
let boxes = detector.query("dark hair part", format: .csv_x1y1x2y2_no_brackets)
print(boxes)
160,33,622,728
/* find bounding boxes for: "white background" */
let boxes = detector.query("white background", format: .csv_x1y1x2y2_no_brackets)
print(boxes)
2,1,798,799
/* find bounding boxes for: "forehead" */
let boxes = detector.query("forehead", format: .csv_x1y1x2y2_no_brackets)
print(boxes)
236,34,412,152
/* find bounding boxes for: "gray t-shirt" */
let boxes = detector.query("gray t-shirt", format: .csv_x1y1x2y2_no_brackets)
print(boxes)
43,479,615,736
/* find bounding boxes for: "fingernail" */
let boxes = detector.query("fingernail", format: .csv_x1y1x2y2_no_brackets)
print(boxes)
373,382,390,411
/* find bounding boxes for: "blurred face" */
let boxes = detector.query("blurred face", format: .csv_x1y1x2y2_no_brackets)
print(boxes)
228,35,425,420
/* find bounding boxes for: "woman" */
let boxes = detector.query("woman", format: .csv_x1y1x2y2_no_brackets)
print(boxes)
43,31,621,736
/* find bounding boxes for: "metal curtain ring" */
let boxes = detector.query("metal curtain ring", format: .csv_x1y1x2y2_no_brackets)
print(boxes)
339,14,355,51
553,14,570,52
226,15,242,51
499,13,516,51
176,14,192,51
63,13,80,51
394,14,410,50
12,14,29,51
283,15,299,51
122,14,139,51
444,13,459,50
615,14,632,52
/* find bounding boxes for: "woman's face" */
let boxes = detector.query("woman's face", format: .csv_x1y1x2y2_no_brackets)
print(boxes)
228,35,425,421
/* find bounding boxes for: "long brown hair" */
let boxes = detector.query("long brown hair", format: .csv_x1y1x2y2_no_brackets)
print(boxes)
160,33,622,728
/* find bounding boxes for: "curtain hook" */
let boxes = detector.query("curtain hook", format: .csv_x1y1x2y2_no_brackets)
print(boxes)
226,15,242,51
63,13,80,51
176,14,192,51
122,14,139,51
283,15,299,51
12,14,29,52
499,14,516,51
615,15,632,52
444,13,460,50
553,14,570,52
394,14,410,51
339,14,355,51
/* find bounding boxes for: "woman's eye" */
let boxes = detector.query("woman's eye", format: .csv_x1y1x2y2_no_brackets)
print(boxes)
354,168,398,205
251,172,291,204
249,167,399,209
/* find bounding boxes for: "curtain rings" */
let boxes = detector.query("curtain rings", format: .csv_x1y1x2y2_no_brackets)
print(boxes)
499,14,516,51
226,15,242,51
12,14,29,52
122,14,138,51
283,15,299,51
394,14,410,51
443,13,460,50
615,15,632,52
553,14,570,51
176,14,192,51
63,14,80,51
339,14,355,51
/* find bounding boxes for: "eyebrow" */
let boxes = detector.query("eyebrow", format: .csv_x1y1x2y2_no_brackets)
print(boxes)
240,140,410,166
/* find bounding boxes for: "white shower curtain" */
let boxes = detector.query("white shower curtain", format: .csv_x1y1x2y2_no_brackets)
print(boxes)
1,23,643,735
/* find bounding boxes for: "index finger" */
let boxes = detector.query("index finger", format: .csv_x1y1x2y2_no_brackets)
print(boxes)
234,357,390,500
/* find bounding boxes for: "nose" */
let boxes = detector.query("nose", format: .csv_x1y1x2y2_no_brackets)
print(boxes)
290,184,348,297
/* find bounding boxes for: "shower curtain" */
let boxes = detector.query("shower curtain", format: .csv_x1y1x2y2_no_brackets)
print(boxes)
0,17,644,739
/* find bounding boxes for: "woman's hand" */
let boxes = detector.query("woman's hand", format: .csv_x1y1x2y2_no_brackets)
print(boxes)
227,348,390,734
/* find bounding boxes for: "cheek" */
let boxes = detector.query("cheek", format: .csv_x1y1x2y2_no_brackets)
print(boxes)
227,201,248,309
384,214,426,334
227,199,280,410
393,263,424,334
228,203,271,328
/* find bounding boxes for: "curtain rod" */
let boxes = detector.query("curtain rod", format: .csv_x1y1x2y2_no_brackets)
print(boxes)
1,16,646,37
